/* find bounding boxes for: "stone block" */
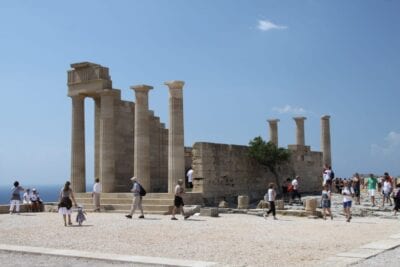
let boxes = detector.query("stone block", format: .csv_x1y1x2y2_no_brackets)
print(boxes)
200,207,219,217
257,200,269,209
218,200,229,208
275,200,284,210
183,205,201,216
237,195,249,209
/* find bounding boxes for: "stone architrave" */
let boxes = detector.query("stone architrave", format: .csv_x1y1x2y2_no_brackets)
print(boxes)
70,94,86,193
321,115,332,167
293,117,307,146
130,85,153,191
165,80,185,193
267,119,280,146
99,90,117,193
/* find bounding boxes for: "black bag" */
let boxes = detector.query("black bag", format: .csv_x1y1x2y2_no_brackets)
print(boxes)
139,183,146,197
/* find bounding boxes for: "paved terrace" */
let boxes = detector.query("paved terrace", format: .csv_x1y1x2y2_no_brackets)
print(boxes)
0,210,399,266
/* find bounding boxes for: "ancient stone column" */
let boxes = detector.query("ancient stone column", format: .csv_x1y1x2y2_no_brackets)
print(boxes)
94,97,100,181
70,95,86,192
99,90,116,193
267,119,280,146
321,115,332,167
130,85,153,191
165,80,185,193
293,117,306,146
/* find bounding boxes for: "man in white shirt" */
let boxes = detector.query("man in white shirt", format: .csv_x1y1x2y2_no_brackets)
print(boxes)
291,176,301,204
126,177,145,219
186,167,194,188
92,178,102,212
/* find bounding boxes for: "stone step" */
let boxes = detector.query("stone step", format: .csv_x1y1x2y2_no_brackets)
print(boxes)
81,203,173,214
74,193,174,199
75,198,173,205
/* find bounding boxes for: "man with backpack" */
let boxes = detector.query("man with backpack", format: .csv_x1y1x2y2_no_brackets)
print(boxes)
125,176,145,219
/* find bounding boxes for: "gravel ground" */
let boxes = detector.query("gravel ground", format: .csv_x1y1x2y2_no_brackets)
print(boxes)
0,212,399,267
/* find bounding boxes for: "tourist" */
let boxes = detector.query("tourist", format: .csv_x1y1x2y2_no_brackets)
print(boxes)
186,167,194,189
334,178,340,193
381,175,393,207
22,188,32,212
392,183,400,216
290,176,301,204
171,179,190,220
384,172,394,204
321,184,333,220
92,178,102,212
352,173,361,205
30,188,42,212
264,183,277,220
377,176,383,196
339,178,344,194
10,181,25,215
342,180,354,222
125,177,145,219
58,181,78,226
322,165,333,190
282,178,291,203
365,174,378,207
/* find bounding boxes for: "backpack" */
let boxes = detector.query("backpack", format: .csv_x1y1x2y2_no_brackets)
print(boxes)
330,171,335,180
287,184,294,192
138,183,146,197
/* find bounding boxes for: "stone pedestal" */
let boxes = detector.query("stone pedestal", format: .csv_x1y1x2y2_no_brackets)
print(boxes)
305,198,317,215
165,81,185,193
321,115,332,167
267,119,279,146
219,200,229,208
293,117,306,146
131,85,153,191
275,199,285,210
70,95,86,192
200,207,219,217
237,195,249,209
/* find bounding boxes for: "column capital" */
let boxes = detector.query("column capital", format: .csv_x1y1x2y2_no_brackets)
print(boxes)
130,84,153,93
293,116,307,121
321,115,331,120
267,119,280,124
69,94,85,100
164,80,185,90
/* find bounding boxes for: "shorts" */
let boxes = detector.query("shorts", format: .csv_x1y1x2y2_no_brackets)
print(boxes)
343,201,352,209
174,196,184,208
368,189,376,197
322,200,331,208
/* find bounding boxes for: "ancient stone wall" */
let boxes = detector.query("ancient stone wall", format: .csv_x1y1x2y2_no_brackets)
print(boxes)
191,142,322,205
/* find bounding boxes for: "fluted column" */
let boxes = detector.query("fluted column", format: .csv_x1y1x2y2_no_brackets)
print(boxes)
70,95,86,192
267,119,280,146
321,115,332,167
94,97,100,181
99,90,116,193
293,117,306,146
130,85,153,191
165,80,185,193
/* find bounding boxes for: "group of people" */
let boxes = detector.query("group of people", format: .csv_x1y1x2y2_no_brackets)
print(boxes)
9,181,43,214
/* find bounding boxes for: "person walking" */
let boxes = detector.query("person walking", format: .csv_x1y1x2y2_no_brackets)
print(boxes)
321,184,333,220
365,174,378,207
186,167,194,189
352,173,361,205
264,183,277,220
58,181,77,226
290,176,301,204
171,179,190,220
10,181,25,214
342,180,354,222
392,183,400,216
125,177,145,219
92,178,102,212
381,175,393,207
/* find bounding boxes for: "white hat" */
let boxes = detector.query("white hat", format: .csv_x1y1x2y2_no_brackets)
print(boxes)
32,188,36,191
130,176,137,181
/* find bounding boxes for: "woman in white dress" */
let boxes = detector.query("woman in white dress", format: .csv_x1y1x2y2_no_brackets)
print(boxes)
58,181,77,226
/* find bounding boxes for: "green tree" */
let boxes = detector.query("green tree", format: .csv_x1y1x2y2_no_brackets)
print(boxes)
248,136,291,192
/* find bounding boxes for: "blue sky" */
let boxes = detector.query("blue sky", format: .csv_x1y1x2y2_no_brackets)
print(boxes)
0,0,399,186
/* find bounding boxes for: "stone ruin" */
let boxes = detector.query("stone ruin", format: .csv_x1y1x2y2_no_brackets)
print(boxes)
67,62,332,204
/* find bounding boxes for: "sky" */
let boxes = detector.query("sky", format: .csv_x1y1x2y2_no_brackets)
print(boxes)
0,0,399,187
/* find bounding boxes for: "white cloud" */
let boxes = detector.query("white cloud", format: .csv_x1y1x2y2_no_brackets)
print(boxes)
257,19,287,31
371,131,400,156
272,105,306,115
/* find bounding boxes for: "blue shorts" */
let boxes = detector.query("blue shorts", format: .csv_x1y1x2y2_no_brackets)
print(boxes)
343,201,352,208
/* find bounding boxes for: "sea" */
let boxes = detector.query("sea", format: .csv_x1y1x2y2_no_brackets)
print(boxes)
0,184,92,204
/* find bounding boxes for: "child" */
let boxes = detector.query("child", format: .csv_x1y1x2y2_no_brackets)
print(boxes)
321,184,333,220
264,183,277,220
76,205,87,226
